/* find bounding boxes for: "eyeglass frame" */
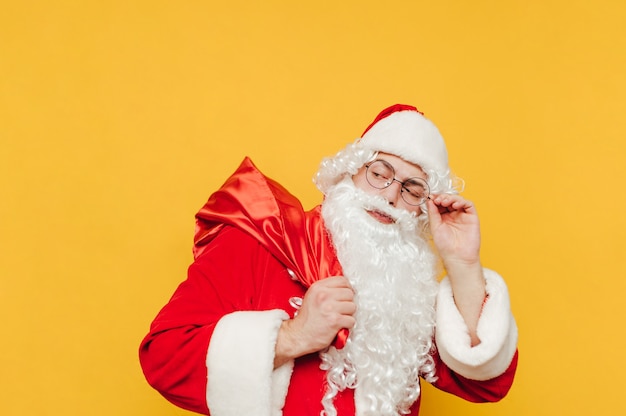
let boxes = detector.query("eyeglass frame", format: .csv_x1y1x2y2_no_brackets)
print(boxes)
364,159,431,206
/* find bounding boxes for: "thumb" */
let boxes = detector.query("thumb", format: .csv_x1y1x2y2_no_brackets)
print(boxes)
426,199,442,230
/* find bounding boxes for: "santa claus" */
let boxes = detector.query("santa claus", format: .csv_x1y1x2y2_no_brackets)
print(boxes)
139,104,518,416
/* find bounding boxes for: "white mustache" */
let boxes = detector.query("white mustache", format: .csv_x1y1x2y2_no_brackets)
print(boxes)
349,182,418,227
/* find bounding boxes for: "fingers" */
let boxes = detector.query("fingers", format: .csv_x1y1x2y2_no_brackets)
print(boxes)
429,194,476,214
289,276,356,353
308,276,356,318
318,275,353,289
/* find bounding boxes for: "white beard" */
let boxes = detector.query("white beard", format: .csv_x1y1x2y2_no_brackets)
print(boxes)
319,177,439,416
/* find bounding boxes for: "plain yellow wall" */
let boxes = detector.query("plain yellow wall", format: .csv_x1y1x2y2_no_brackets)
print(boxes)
2,1,625,415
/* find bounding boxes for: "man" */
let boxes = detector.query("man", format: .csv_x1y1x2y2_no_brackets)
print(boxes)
139,104,518,416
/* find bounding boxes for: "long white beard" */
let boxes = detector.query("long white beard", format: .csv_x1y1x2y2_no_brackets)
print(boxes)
319,177,439,416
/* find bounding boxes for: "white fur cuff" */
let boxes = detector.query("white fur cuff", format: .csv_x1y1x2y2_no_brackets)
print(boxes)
206,310,294,416
435,269,518,381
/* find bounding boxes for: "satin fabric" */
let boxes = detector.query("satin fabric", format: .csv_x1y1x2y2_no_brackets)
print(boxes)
193,157,348,347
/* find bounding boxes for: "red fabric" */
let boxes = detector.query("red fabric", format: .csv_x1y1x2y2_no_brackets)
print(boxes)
139,158,518,415
361,104,423,136
194,157,341,287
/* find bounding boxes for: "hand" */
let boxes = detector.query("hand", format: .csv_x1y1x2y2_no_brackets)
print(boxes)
426,194,481,266
274,276,356,367
427,195,485,345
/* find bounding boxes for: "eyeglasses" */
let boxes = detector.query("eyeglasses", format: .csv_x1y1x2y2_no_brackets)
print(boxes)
365,159,430,206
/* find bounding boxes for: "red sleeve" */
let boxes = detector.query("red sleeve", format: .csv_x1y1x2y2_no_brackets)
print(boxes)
138,226,274,414
430,348,519,403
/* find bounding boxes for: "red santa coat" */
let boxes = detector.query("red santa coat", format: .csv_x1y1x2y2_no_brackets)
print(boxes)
139,158,518,416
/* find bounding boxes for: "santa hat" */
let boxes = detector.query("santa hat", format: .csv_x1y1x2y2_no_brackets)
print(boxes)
359,104,449,175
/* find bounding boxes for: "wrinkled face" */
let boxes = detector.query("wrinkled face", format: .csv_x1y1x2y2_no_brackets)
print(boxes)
352,152,428,222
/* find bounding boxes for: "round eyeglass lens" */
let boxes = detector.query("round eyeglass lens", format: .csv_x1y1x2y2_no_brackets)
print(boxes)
400,177,429,205
365,160,395,189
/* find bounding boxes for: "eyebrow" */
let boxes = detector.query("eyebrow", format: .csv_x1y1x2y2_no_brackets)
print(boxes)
377,157,426,180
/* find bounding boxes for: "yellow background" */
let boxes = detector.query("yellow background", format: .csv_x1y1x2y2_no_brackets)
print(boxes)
1,1,625,415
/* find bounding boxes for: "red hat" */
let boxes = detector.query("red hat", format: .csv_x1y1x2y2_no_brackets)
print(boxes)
359,104,449,174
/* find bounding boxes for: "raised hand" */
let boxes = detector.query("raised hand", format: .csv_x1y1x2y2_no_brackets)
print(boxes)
426,194,481,266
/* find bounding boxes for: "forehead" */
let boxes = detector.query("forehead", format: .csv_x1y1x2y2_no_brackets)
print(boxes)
375,152,427,179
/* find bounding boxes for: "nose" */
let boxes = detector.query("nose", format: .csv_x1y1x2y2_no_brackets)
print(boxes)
380,180,402,206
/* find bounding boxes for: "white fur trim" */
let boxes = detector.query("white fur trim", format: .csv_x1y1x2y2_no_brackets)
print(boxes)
435,269,518,380
206,310,294,416
359,110,449,174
